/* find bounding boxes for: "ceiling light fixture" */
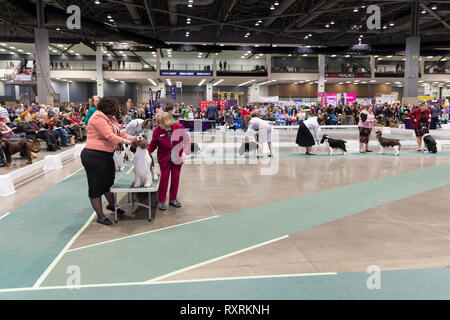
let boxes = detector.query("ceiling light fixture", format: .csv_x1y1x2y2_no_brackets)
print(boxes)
198,79,206,86
212,79,224,86
148,79,157,86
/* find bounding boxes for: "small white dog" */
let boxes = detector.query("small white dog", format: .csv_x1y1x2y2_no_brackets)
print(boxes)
113,144,126,171
125,144,134,162
133,135,156,188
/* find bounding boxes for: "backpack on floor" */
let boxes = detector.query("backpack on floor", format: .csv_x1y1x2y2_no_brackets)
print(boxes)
31,140,42,153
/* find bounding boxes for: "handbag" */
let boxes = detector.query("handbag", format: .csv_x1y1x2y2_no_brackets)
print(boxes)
31,140,42,153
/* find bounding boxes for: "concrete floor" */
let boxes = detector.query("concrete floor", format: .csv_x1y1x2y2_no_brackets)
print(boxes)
2,130,450,297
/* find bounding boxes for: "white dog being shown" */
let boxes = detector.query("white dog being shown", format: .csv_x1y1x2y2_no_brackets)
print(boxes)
113,144,126,171
132,135,156,188
125,144,134,162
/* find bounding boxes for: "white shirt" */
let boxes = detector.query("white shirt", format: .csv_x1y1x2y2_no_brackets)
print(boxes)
303,116,320,141
0,106,10,123
245,117,272,138
126,119,152,140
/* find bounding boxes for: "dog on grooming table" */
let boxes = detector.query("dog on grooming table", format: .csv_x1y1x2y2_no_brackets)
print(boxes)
132,135,156,188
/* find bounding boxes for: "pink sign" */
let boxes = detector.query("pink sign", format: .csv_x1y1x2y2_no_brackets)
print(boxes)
345,93,357,103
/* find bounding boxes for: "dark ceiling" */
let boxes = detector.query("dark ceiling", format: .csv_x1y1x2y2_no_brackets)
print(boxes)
0,0,449,55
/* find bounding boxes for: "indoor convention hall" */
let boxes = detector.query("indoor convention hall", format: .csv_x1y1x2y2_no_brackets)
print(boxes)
1,0,450,306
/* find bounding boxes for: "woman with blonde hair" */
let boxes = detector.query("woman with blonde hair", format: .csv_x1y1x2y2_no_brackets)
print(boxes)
84,95,100,125
147,111,191,211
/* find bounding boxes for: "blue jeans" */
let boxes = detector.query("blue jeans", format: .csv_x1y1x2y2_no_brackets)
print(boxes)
8,138,33,143
52,128,68,146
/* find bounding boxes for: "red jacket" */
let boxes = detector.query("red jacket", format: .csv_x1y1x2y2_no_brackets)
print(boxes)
408,108,431,129
241,108,250,118
148,122,191,166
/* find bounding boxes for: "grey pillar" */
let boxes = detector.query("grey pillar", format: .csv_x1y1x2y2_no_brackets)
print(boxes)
34,28,53,104
156,49,161,75
370,55,375,78
403,0,420,104
96,45,104,97
212,53,217,77
318,54,325,93
266,54,272,78
403,37,421,104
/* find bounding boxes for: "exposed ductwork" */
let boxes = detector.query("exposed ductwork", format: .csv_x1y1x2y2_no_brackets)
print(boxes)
124,0,142,25
263,0,297,27
168,0,215,25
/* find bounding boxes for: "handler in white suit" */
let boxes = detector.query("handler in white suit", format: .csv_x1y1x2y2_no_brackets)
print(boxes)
243,115,274,157
125,118,153,140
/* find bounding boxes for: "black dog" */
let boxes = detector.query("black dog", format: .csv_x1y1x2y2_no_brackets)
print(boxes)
320,134,347,155
421,127,437,153
191,142,201,155
238,142,259,156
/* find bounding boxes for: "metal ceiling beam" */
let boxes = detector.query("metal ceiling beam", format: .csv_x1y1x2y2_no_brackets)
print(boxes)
216,0,238,38
420,3,450,30
143,0,157,34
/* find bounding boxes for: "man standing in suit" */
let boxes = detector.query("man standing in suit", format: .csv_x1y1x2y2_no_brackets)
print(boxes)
204,103,219,131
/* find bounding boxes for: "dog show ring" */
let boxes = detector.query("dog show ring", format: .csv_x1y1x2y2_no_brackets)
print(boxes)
110,170,160,223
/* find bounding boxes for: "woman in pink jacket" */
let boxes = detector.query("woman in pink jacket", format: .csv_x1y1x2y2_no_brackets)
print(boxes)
81,97,136,225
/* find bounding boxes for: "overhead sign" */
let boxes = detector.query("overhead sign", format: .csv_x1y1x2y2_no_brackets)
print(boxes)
13,74,32,81
160,71,213,76
325,73,371,78
418,96,435,101
176,81,182,88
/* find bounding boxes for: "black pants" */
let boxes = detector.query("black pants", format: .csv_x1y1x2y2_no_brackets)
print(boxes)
37,131,57,148
0,145,5,164
208,118,216,130
81,148,115,199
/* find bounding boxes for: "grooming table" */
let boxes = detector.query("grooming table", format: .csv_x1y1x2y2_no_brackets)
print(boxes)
110,169,160,223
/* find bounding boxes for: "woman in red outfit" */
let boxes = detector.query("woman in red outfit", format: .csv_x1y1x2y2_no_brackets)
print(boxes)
147,112,191,211
408,104,431,151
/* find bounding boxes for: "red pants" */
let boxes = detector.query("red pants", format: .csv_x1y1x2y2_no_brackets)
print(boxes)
158,161,182,203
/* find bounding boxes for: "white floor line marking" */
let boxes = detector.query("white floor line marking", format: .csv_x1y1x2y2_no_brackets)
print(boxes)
63,167,83,181
32,212,96,288
152,272,339,285
67,215,219,253
0,271,337,294
0,212,11,221
144,235,290,284
126,165,134,175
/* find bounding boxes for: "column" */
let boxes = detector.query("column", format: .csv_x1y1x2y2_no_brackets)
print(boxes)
0,81,5,96
34,28,53,104
159,81,166,98
317,54,325,93
266,54,272,77
206,82,213,101
96,45,104,97
212,53,217,77
419,57,425,79
249,83,260,103
403,37,421,104
156,49,161,75
370,55,375,78
403,0,420,105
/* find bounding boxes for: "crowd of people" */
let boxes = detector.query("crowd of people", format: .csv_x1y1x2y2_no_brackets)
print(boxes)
0,96,448,168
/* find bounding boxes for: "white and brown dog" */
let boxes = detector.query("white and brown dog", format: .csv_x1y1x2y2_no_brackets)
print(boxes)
113,143,126,171
132,135,156,188
375,130,401,156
